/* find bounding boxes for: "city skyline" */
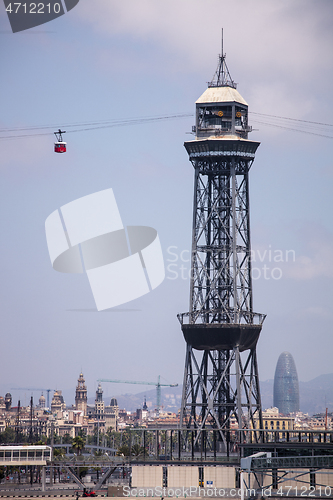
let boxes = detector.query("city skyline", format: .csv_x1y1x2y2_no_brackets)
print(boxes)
4,369,332,417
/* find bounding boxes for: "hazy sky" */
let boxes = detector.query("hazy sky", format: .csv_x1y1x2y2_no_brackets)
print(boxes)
1,0,332,408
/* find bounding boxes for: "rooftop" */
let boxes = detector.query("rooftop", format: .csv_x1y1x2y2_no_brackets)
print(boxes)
196,86,248,106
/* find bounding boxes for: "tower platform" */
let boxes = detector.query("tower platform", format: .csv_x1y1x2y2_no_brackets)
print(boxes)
184,137,260,162
181,323,262,351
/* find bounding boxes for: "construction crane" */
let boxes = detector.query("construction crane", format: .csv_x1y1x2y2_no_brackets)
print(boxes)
97,376,178,415
10,388,53,408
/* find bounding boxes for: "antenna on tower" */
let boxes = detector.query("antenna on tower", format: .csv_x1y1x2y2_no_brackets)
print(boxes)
208,28,236,89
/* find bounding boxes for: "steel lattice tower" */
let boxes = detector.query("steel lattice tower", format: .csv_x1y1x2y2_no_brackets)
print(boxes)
178,40,266,449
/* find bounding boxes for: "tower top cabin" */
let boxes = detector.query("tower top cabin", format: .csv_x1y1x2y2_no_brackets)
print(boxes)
194,39,252,141
195,86,251,140
185,39,259,162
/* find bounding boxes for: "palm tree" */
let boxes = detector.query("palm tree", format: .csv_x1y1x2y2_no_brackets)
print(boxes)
72,435,85,455
116,444,145,458
116,445,130,457
131,444,145,457
53,447,66,459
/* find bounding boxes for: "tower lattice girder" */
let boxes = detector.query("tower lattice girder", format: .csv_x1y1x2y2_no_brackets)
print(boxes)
191,159,252,320
179,45,265,449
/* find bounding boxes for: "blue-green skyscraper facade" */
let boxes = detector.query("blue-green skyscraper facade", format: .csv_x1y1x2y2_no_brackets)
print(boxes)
273,351,300,415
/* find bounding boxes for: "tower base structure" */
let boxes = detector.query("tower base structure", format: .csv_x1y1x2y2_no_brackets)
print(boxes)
179,320,264,451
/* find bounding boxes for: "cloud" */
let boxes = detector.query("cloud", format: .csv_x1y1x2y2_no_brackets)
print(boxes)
76,0,333,77
0,134,50,174
303,306,332,318
74,0,333,131
287,247,333,280
284,225,333,280
292,305,333,321
251,224,333,281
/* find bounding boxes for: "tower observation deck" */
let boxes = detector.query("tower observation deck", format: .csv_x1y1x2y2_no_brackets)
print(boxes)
178,40,266,449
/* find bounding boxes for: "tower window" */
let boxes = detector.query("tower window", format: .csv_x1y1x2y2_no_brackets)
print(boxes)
198,106,232,131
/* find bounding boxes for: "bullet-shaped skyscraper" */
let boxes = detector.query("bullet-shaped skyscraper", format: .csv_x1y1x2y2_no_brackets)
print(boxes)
273,351,300,415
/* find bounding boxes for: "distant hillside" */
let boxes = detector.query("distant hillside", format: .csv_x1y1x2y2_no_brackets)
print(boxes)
259,374,333,415
259,379,274,411
88,385,183,413
299,373,333,415
89,373,333,417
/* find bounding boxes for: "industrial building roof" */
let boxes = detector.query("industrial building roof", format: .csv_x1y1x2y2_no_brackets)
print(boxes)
196,86,248,106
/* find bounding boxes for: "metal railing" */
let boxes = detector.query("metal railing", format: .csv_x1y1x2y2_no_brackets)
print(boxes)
178,309,266,325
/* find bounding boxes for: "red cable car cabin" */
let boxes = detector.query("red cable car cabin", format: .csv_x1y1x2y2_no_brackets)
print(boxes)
54,129,66,153
54,141,67,153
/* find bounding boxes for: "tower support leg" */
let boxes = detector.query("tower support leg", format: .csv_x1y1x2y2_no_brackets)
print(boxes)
180,344,263,446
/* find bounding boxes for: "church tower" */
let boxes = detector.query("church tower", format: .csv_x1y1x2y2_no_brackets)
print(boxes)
95,383,105,420
75,372,88,415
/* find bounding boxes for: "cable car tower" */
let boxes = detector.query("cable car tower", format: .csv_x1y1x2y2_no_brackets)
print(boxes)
178,35,266,450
